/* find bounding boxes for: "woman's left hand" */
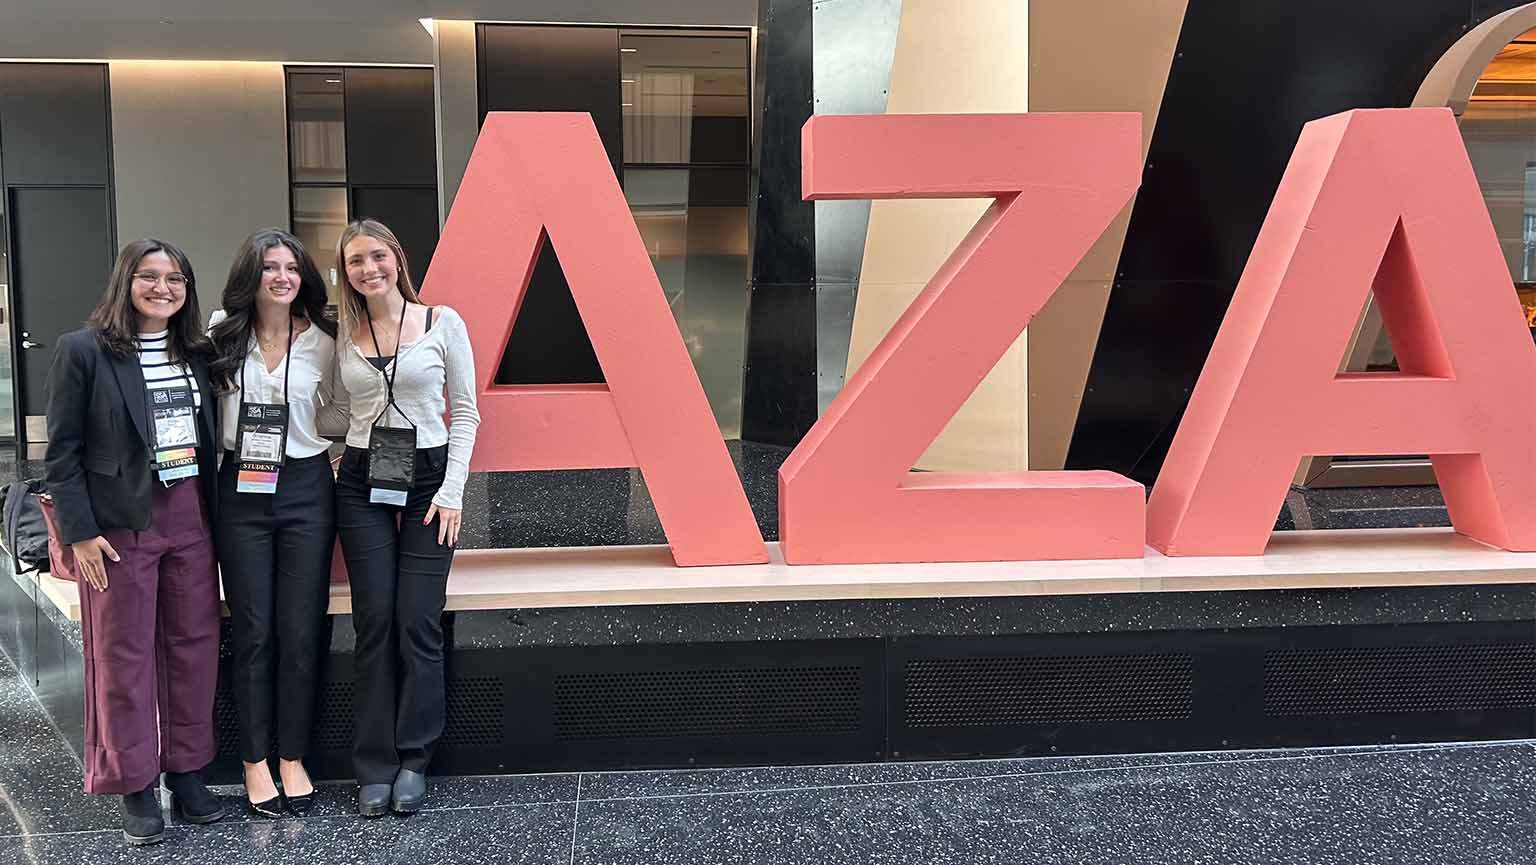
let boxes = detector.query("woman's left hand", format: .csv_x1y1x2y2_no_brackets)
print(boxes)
424,504,462,547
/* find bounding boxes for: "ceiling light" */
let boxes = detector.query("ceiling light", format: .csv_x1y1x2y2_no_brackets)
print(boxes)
418,18,435,35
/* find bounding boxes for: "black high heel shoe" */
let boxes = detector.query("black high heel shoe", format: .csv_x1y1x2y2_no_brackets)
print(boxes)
247,792,285,819
243,761,284,819
285,791,314,817
279,761,316,816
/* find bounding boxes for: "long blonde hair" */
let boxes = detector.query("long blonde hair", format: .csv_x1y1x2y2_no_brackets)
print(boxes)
335,219,421,341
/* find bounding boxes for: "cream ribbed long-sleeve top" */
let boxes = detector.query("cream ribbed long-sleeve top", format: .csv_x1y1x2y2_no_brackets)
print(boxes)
335,305,481,509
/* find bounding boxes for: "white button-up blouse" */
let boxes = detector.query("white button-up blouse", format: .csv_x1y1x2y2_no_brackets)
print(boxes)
208,309,348,459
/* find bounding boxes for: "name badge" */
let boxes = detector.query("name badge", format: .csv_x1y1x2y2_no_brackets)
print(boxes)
367,425,417,506
236,402,288,494
150,384,200,483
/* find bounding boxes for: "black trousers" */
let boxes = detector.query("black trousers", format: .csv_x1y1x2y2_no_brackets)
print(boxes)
216,451,336,764
334,444,454,785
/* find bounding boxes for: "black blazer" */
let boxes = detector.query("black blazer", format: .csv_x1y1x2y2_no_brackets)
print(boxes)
43,328,219,545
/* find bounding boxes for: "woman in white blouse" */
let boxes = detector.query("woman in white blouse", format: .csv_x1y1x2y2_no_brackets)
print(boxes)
208,228,345,818
331,219,479,817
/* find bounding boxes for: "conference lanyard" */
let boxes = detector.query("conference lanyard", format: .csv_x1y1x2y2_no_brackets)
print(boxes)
148,355,201,485
365,300,418,506
234,317,294,495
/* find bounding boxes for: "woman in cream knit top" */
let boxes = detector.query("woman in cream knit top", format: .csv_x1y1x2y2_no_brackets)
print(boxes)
330,218,479,817
335,303,479,510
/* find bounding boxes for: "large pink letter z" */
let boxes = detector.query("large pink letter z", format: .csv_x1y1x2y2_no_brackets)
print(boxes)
779,114,1146,564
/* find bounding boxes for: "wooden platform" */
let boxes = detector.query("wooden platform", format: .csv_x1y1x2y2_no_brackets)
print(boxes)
24,527,1536,623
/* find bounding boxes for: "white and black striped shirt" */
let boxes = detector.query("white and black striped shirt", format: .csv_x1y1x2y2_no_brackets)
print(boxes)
135,331,201,407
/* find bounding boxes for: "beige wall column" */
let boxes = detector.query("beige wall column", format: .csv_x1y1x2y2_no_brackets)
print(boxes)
434,19,480,226
109,61,290,315
847,0,1031,471
1026,0,1189,469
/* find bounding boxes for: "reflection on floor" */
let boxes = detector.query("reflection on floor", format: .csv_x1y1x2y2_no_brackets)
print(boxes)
0,647,1528,864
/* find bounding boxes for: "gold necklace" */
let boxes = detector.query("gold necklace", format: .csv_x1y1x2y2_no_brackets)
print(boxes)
257,326,287,352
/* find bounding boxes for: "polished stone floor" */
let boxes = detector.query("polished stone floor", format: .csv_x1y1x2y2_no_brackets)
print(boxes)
0,649,1529,865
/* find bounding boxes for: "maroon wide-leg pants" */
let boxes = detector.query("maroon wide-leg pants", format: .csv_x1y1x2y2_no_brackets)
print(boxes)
77,479,220,795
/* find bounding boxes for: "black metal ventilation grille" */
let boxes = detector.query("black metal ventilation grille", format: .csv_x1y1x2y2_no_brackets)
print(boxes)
1264,643,1536,717
312,681,355,751
443,676,505,746
213,682,242,757
553,665,863,741
214,631,241,757
903,653,1194,728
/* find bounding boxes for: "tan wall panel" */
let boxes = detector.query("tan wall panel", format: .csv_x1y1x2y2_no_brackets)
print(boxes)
1415,3,1536,113
434,19,480,225
1026,0,1189,470
110,61,290,316
847,0,1030,472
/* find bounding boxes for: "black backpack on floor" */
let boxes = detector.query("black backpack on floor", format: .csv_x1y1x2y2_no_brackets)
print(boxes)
2,479,50,574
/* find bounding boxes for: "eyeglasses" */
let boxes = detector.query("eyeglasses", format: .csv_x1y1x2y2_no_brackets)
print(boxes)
132,271,189,290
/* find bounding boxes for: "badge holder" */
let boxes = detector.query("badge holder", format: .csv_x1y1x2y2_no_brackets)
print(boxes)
366,301,418,507
236,403,289,494
236,318,293,495
367,425,416,506
150,380,201,484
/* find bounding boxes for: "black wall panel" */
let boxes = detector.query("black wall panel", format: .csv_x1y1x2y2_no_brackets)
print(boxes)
690,116,751,164
351,185,439,277
741,0,817,445
0,63,115,430
741,283,818,446
479,25,623,177
0,64,111,187
1068,0,1526,484
496,243,604,384
689,166,750,207
478,24,619,385
343,67,437,187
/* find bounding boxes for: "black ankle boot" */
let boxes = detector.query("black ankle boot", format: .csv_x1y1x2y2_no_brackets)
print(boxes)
120,783,164,846
357,783,391,818
164,771,227,824
391,769,427,814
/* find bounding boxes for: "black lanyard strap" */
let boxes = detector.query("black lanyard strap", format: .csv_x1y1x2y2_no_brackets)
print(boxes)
239,315,295,458
367,300,417,430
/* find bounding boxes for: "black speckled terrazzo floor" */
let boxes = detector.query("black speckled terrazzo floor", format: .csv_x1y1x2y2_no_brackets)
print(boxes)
1,647,1530,864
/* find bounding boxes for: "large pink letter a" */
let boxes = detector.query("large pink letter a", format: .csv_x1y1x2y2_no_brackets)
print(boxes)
421,112,767,566
1149,108,1536,555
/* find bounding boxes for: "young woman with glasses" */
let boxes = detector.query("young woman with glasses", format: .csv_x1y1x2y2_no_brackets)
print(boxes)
44,239,227,845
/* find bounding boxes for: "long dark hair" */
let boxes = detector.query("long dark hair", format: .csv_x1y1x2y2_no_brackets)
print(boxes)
209,228,336,389
88,238,211,361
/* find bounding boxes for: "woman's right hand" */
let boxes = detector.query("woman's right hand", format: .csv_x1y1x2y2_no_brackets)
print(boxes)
70,536,120,592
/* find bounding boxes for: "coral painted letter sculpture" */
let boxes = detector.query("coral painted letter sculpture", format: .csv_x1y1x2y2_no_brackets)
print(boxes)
779,113,1146,564
422,112,766,566
1148,108,1536,555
